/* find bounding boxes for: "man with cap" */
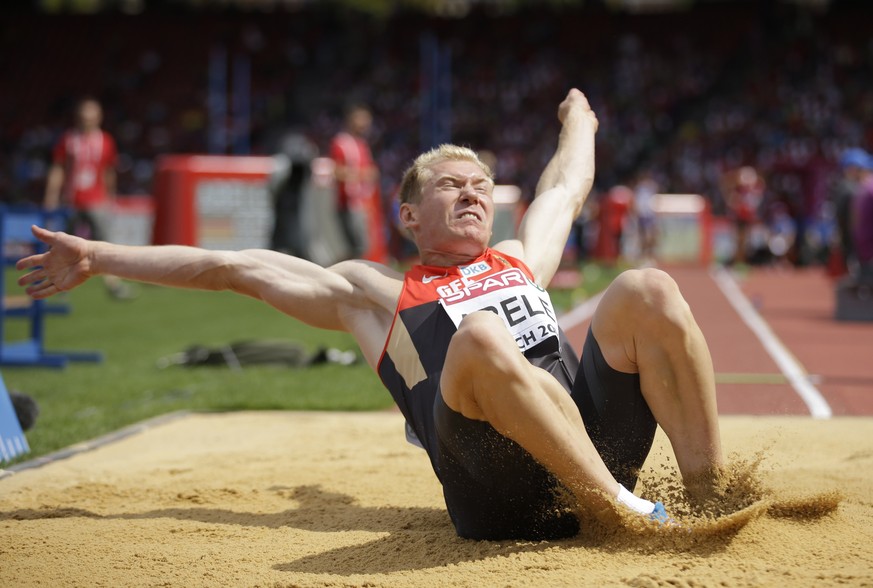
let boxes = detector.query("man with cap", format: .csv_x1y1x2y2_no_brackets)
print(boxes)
848,150,873,279
833,148,873,275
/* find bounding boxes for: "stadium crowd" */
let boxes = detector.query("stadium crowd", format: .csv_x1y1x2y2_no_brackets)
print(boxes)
0,1,870,265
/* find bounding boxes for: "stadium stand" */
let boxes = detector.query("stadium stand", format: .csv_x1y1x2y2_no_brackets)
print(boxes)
0,2,870,265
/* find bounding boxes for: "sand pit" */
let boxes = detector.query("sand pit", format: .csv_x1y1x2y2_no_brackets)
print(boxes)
1,411,872,587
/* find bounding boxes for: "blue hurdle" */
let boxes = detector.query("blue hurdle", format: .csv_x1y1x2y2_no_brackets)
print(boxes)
0,205,103,368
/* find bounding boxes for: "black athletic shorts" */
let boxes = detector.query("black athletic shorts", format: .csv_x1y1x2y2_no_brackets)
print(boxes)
433,328,657,541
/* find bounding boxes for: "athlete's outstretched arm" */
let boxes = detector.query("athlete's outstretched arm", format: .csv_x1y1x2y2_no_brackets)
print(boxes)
16,225,392,331
498,88,598,286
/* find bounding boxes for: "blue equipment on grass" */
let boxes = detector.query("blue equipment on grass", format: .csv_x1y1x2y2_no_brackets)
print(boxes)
0,205,103,368
0,373,29,464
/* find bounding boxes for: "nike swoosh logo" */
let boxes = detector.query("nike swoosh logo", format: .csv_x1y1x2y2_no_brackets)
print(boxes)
422,274,443,284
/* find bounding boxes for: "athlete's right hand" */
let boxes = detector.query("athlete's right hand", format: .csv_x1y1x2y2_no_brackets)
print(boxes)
557,88,599,132
16,226,94,299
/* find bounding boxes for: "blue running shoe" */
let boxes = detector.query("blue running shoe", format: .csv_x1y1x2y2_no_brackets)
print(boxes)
650,502,673,525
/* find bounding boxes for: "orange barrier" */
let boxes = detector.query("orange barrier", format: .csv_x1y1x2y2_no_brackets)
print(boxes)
152,155,276,249
151,155,388,263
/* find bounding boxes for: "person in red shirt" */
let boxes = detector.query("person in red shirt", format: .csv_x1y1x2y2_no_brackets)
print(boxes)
44,98,133,299
45,97,118,237
329,103,381,260
721,166,765,266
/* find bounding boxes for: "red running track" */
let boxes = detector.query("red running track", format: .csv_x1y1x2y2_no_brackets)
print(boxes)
561,266,873,417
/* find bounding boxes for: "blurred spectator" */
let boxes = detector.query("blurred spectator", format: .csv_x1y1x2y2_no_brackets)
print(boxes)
830,148,873,273
329,103,381,260
850,151,873,281
570,194,598,264
630,169,659,265
594,185,632,265
721,166,765,266
268,131,318,258
43,97,134,299
44,98,117,239
763,193,798,267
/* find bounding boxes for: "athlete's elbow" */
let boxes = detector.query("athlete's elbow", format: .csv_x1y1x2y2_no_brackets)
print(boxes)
195,251,247,292
569,170,594,197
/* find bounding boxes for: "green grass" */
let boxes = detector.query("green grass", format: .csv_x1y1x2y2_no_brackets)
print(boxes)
2,261,624,465
547,262,627,313
2,279,392,464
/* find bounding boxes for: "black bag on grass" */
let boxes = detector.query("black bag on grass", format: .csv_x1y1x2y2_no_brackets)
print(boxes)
157,340,357,370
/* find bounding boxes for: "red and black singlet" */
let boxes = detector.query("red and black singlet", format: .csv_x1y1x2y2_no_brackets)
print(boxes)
377,248,580,462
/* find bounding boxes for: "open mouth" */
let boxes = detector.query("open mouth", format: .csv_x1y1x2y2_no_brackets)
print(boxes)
458,210,482,222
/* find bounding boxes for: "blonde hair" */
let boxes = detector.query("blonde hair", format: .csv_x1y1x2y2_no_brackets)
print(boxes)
398,144,494,204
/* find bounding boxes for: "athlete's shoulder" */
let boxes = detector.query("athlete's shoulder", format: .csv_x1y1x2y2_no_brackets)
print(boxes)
490,240,526,263
332,259,403,311
487,243,537,282
332,259,403,288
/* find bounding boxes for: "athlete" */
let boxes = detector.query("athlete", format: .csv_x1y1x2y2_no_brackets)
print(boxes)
17,89,723,540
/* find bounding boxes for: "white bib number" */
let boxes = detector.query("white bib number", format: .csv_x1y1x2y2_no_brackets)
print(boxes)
438,268,560,352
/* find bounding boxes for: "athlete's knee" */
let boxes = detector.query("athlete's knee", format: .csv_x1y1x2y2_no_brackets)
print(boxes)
447,311,531,388
611,268,692,330
451,310,518,359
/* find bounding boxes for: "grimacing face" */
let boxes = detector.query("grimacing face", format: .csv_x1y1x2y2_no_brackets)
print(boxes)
401,159,495,258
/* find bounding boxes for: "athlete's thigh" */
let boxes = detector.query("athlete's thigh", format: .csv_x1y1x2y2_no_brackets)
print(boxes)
438,310,530,419
571,328,656,491
433,393,579,541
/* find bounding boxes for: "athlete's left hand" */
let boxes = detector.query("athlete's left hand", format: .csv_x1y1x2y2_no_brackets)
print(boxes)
16,225,94,299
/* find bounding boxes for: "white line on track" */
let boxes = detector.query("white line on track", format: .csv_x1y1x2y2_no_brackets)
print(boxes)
711,267,832,419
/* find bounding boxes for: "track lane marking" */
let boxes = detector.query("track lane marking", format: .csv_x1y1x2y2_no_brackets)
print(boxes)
711,267,832,419
557,289,605,332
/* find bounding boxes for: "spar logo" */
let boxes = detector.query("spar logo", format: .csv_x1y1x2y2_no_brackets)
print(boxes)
437,268,540,303
437,267,560,352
